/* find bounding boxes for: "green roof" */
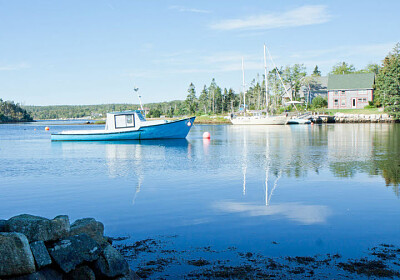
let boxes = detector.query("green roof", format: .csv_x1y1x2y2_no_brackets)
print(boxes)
327,73,375,90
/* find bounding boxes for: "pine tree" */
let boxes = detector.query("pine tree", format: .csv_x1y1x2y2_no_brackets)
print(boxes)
185,83,198,115
375,43,400,119
312,65,321,76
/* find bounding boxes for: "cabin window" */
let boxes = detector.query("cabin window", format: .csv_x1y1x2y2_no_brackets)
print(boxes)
115,114,135,129
137,112,146,122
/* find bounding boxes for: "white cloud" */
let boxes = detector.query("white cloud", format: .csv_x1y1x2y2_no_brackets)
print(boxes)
210,5,331,31
0,63,30,71
214,201,331,225
169,5,211,14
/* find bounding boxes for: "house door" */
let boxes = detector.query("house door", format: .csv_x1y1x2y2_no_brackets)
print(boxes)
351,98,356,108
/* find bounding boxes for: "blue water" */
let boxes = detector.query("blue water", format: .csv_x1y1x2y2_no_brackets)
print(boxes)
1,122,400,261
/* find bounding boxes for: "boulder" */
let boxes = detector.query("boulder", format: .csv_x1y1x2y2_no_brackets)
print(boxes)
48,234,100,273
0,232,36,277
29,241,52,269
70,218,106,245
8,267,63,280
94,244,130,278
66,265,96,280
0,219,7,231
7,214,70,242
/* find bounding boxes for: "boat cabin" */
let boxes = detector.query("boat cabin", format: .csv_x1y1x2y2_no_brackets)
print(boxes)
105,110,146,130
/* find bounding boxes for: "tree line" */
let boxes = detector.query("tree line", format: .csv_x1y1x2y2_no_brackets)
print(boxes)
14,43,400,120
0,99,33,123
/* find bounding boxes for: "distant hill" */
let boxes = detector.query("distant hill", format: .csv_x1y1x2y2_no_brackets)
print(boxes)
23,100,187,120
0,99,33,123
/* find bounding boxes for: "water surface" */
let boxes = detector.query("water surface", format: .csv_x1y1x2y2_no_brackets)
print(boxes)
1,122,399,267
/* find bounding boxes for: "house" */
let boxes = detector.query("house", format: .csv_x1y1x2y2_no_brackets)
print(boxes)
327,73,375,109
280,76,328,105
300,76,328,104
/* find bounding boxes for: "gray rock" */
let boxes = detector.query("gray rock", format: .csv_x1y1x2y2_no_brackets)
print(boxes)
0,232,36,277
48,233,101,273
66,265,96,280
9,267,63,280
7,214,70,242
94,244,130,278
0,219,7,231
30,241,52,269
70,218,106,245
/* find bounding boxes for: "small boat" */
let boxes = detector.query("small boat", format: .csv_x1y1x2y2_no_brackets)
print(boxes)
51,110,195,141
231,113,289,125
287,118,311,125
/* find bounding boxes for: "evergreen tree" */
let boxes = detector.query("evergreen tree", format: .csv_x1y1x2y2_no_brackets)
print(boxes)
330,62,355,75
185,83,198,115
198,85,209,114
375,43,400,119
312,65,321,76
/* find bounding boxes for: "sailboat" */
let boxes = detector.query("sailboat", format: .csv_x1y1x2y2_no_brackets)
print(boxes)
230,44,290,125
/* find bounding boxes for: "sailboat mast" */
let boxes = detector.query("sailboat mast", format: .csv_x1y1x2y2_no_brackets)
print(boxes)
242,57,246,116
264,44,269,114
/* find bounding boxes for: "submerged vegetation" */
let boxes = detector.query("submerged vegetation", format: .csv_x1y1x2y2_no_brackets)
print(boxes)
0,99,33,123
115,236,400,279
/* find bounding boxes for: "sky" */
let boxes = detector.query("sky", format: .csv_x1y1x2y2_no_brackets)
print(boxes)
0,0,399,106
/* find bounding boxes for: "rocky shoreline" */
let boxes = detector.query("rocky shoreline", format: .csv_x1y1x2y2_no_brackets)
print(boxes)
0,214,139,280
332,113,395,123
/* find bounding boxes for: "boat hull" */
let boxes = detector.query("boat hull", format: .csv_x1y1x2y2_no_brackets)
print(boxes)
287,118,311,125
51,117,196,141
231,115,289,125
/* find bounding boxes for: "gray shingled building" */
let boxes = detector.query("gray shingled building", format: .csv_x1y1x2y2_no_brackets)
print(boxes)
327,73,375,109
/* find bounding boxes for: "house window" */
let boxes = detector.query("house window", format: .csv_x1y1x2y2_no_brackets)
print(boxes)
334,99,339,106
341,99,346,106
334,91,338,95
341,90,345,95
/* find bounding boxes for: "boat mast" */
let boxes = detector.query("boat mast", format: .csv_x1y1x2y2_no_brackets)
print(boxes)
242,57,246,116
264,44,269,115
134,86,144,111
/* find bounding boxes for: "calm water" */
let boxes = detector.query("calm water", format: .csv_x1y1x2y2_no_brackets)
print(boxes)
1,122,400,264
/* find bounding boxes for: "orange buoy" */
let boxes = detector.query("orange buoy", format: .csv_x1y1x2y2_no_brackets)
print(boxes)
45,127,50,131
203,132,211,139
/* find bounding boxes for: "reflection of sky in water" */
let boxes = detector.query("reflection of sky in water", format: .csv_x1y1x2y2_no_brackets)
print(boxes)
0,123,399,258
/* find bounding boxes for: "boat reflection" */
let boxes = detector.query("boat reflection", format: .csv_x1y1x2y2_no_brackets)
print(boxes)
53,139,191,203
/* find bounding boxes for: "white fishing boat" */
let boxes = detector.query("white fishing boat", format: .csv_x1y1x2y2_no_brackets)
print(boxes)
230,45,290,125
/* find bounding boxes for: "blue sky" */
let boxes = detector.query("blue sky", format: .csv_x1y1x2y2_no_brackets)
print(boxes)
0,0,399,105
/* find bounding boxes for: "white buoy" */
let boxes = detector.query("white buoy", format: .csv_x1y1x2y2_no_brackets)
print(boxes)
203,132,210,139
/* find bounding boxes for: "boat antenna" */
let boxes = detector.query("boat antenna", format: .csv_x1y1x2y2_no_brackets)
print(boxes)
134,86,144,111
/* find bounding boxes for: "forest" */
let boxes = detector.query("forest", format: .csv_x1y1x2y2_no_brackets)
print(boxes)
0,99,33,123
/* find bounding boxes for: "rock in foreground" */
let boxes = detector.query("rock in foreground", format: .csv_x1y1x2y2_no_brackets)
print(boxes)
0,214,138,279
0,232,36,276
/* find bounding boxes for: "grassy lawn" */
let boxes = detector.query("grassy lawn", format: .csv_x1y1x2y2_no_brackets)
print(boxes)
313,108,382,115
194,115,231,124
